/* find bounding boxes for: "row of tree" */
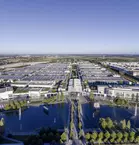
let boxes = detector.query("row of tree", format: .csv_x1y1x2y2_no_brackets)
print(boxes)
85,130,139,144
24,128,67,145
69,102,74,139
77,101,84,139
4,100,27,111
114,97,128,106
78,103,82,130
42,95,57,104
99,117,131,130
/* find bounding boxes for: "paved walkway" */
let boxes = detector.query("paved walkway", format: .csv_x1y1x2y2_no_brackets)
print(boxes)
79,95,88,104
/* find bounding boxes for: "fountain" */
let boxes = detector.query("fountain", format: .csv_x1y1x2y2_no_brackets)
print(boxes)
134,104,137,117
19,108,21,120
94,102,100,109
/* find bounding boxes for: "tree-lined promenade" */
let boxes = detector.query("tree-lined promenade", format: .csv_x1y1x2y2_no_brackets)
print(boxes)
85,117,139,144
0,100,27,111
69,102,75,139
42,92,65,104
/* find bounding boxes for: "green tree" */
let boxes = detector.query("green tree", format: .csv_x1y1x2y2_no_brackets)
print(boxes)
4,104,11,110
78,122,82,129
42,133,47,142
97,138,102,145
127,120,131,130
55,133,60,142
58,93,61,102
123,132,129,143
79,130,84,139
19,100,25,107
121,99,126,106
123,137,128,143
129,131,135,142
130,131,135,138
135,136,139,143
16,104,21,109
101,120,107,129
121,119,126,130
70,131,74,139
110,138,115,143
98,132,103,140
97,137,102,145
85,133,90,141
89,91,94,101
84,80,88,86
31,139,37,145
116,132,123,143
111,131,116,140
12,104,16,110
37,139,43,145
129,136,135,143
106,117,113,129
47,132,54,142
23,100,27,104
117,98,122,105
39,127,46,136
60,132,67,142
0,118,4,127
70,121,74,129
104,131,110,142
0,118,5,134
91,131,97,141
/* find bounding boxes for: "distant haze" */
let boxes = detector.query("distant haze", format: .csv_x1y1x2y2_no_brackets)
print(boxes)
0,0,139,54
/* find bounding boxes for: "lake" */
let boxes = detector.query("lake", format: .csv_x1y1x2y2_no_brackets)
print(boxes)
82,103,139,129
0,103,69,133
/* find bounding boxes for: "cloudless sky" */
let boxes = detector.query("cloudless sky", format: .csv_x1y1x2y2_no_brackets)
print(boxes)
0,0,139,54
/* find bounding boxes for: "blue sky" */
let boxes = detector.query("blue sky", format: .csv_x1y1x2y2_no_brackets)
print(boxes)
0,0,139,54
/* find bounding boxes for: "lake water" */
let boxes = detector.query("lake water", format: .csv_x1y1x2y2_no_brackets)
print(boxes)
0,103,69,132
1,102,139,133
82,103,139,129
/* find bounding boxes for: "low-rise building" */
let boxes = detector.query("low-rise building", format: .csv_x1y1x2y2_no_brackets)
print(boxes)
0,87,13,100
29,81,55,88
106,86,139,100
132,69,139,77
11,81,29,87
29,88,42,99
68,79,82,93
97,85,108,94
